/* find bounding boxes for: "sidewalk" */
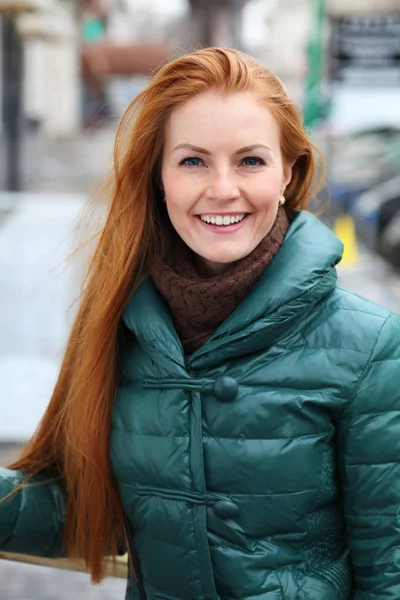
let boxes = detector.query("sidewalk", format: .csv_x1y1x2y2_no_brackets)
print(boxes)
0,124,118,197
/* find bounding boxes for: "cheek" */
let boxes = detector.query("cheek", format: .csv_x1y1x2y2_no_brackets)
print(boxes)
163,169,187,195
165,177,199,213
167,191,192,217
249,178,280,208
165,188,193,224
161,169,174,196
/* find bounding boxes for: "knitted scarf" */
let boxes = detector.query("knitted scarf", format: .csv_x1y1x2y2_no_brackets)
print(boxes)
151,207,290,355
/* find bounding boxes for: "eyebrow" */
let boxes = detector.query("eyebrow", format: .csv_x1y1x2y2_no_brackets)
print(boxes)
172,143,273,155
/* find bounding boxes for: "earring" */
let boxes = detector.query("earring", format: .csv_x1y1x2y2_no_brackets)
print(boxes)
279,195,286,206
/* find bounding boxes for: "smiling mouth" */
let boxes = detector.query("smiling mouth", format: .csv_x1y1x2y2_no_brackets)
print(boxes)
197,213,250,226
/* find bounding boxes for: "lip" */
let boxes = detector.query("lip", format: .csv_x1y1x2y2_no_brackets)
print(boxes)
196,213,250,234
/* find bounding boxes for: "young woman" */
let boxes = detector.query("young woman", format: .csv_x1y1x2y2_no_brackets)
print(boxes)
1,47,400,600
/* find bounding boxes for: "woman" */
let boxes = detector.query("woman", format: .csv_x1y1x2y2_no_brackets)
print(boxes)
1,47,400,600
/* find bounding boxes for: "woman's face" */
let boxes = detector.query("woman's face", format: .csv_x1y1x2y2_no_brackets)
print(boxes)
161,90,292,277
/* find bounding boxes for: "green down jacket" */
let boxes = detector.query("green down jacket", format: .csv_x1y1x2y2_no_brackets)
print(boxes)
1,210,400,600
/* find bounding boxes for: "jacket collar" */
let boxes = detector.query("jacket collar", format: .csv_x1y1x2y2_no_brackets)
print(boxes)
122,211,343,372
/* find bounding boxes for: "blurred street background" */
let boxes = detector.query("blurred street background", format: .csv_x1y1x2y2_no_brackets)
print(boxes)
1,0,400,597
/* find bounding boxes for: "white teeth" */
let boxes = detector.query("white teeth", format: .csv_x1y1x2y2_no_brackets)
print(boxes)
200,214,246,226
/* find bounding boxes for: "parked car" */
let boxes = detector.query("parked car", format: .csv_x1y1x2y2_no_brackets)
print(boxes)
319,124,400,267
353,174,400,267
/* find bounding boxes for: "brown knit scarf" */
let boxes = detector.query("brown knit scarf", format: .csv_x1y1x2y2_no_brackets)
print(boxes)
151,207,290,355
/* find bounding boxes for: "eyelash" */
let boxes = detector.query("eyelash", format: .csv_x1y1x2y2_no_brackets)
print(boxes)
178,156,267,167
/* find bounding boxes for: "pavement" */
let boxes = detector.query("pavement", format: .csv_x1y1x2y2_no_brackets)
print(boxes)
0,560,127,599
0,125,399,599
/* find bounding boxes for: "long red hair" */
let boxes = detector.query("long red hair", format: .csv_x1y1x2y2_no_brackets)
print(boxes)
7,48,323,582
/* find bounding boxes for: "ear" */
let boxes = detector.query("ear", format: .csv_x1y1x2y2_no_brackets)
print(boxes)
281,165,292,193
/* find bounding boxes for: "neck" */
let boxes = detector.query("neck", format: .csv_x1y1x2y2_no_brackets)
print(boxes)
193,255,230,278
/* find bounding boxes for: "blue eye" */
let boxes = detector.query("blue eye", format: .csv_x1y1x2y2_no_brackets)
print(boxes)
242,156,265,167
179,156,202,167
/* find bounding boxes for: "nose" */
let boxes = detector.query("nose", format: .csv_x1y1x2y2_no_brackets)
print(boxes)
205,169,240,202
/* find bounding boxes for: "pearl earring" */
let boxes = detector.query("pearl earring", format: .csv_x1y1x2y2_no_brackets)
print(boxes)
279,195,286,206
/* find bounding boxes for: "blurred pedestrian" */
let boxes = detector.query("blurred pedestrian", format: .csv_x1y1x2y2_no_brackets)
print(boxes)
1,47,400,599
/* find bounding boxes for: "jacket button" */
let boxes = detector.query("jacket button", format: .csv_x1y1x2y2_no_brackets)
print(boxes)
212,500,239,519
213,376,238,402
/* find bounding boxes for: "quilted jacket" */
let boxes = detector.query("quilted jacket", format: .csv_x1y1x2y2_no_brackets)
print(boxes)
1,210,400,600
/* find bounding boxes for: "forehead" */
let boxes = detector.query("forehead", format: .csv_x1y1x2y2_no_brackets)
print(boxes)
164,90,281,149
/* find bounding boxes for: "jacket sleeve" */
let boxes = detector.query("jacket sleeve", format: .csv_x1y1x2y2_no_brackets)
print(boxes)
337,313,400,599
0,467,66,557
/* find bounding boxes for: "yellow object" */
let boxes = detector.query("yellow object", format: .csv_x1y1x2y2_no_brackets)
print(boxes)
333,213,359,267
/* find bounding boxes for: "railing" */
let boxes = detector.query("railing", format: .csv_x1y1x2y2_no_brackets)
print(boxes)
0,445,128,578
0,552,128,578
